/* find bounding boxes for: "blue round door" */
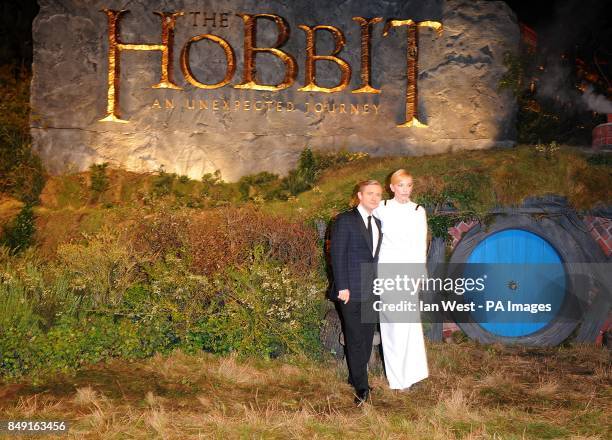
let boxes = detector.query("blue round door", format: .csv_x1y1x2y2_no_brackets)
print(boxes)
463,229,567,337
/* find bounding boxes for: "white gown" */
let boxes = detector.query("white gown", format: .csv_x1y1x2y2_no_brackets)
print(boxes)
374,199,429,389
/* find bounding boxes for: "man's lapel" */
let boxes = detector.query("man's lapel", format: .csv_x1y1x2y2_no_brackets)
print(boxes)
373,216,383,259
353,208,373,254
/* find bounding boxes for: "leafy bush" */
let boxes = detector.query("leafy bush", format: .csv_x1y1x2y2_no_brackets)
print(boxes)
185,207,321,276
0,242,326,380
0,66,46,204
0,313,177,381
54,228,141,308
190,248,325,358
586,153,612,167
139,255,213,336
134,205,189,259
133,204,320,276
1,204,35,254
427,214,458,240
147,167,212,207
0,251,179,380
0,246,172,380
284,148,370,196
197,149,369,204
151,167,176,198
201,170,240,204
283,148,317,195
238,171,284,201
89,162,109,202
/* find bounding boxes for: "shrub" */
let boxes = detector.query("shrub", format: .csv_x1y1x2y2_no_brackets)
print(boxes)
427,214,458,240
139,255,213,336
89,162,109,202
151,167,176,198
54,227,141,309
238,171,284,201
0,324,43,380
133,205,189,259
586,153,612,167
201,170,240,205
0,253,76,329
0,66,46,204
283,148,370,196
133,205,320,276
0,313,178,380
0,252,178,380
190,249,325,358
186,207,321,276
283,148,317,195
0,245,326,379
1,204,35,254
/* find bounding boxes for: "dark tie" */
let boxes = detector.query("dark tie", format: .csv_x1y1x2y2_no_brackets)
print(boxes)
367,215,373,249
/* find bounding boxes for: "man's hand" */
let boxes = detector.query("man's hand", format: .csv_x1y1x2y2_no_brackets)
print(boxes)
338,289,350,304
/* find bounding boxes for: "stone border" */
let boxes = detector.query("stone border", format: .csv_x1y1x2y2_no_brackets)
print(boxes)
583,216,612,257
447,201,608,346
448,220,478,250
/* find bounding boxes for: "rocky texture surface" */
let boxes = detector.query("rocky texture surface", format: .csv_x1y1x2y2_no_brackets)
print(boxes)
31,0,518,180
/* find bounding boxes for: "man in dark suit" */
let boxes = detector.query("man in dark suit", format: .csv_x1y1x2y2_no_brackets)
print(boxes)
329,179,383,406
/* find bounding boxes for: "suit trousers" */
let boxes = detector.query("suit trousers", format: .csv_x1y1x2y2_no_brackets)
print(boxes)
337,299,376,392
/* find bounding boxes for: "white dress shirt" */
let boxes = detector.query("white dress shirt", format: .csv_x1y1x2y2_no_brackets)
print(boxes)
357,204,380,256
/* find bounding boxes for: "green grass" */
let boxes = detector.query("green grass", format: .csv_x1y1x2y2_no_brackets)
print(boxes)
54,175,88,208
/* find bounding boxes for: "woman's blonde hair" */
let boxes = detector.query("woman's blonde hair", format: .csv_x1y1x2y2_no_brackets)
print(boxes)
390,169,413,185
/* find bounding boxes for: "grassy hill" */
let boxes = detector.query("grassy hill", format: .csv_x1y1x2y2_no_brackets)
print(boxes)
2,145,610,258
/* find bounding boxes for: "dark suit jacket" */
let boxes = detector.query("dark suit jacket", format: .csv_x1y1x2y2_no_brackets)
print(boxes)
328,207,382,302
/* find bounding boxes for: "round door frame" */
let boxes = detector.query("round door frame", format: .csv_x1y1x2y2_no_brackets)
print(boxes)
448,212,600,346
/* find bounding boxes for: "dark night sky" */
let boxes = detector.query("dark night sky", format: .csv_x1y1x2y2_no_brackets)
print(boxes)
505,0,611,54
504,0,561,28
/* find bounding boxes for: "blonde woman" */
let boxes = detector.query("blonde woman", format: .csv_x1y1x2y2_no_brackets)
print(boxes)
374,169,429,390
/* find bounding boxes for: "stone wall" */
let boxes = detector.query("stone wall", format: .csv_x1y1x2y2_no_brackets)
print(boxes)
583,216,612,257
31,0,519,181
448,219,479,250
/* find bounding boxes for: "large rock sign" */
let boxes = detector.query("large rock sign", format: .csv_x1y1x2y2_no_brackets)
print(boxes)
31,0,519,181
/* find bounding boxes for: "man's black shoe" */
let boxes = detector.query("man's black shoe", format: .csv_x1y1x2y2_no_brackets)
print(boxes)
354,389,370,406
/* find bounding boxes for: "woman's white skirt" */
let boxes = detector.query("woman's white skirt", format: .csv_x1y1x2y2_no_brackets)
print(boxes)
379,320,429,389
377,262,429,389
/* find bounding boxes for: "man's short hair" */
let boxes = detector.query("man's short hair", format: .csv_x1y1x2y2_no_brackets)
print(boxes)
357,179,382,193
350,179,382,206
